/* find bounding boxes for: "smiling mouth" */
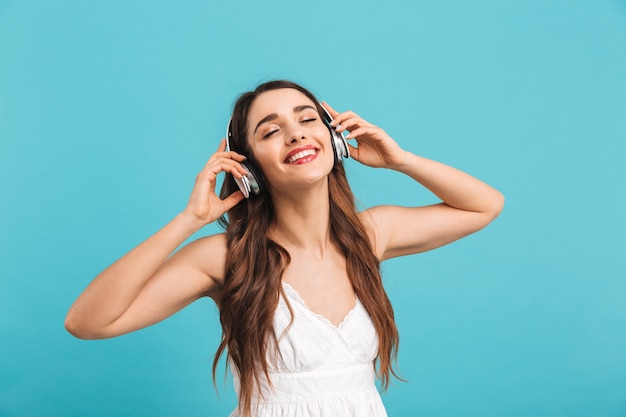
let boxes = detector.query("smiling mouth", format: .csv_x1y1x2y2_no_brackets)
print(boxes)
285,148,318,164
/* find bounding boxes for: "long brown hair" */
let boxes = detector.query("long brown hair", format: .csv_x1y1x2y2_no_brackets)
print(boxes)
213,80,400,416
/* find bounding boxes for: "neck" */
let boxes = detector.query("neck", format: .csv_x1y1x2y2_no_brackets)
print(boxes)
268,180,333,258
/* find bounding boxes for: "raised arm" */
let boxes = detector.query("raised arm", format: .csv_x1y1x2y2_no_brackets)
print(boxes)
324,102,504,261
64,140,247,339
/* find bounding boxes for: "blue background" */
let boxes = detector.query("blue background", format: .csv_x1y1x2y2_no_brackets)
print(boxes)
1,1,625,416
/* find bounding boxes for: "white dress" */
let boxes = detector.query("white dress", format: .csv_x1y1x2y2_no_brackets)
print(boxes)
229,281,388,417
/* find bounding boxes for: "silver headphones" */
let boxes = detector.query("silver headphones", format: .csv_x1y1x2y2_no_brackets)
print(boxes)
226,104,350,198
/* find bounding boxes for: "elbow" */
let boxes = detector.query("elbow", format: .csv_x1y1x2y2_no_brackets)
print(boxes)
489,191,505,220
64,314,90,340
476,191,505,228
64,312,106,340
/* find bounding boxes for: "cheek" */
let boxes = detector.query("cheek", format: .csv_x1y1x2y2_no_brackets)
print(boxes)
249,143,278,174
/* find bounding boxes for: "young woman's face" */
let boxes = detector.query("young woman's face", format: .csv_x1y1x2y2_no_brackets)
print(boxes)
246,88,335,194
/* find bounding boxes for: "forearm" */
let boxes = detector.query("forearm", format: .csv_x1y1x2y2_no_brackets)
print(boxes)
65,211,205,336
391,151,504,216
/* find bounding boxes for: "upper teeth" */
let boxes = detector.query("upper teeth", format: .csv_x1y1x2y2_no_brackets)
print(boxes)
287,149,316,163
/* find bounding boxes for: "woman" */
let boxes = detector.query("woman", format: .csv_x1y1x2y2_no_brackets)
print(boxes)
65,80,504,417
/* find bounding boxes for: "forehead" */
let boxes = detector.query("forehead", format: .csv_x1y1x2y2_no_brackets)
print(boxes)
247,88,316,124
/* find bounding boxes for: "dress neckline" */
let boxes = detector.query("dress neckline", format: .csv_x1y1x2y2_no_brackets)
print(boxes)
281,281,359,330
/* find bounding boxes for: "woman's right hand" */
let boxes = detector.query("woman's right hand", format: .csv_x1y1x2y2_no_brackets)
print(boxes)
184,139,248,225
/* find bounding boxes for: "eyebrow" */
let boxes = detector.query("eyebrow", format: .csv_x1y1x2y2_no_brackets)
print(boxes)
253,105,317,134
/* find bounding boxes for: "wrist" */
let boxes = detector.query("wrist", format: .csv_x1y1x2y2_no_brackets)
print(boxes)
387,150,415,171
176,210,208,234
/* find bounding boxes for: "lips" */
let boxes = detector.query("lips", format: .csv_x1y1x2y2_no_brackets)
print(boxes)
284,145,319,164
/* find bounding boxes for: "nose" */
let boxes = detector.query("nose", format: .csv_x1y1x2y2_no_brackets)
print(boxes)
285,121,305,144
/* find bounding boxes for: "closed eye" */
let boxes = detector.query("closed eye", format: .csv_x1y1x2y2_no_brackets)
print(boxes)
263,129,279,139
301,117,317,123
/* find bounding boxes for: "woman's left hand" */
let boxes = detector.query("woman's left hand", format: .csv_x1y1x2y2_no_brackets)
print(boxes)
323,102,407,169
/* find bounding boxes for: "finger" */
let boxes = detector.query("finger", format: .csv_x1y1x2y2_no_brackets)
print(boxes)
332,111,370,130
203,140,229,167
192,171,218,198
214,139,249,162
221,151,247,162
205,159,248,178
330,112,350,127
321,101,339,118
222,190,245,210
199,160,246,184
336,122,369,138
345,126,379,140
204,149,247,170
216,138,228,152
215,138,247,161
335,114,373,131
194,161,244,199
334,117,362,133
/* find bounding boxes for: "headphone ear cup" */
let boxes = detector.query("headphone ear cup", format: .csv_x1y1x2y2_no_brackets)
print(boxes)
226,117,264,198
320,104,350,162
330,129,350,162
234,160,263,199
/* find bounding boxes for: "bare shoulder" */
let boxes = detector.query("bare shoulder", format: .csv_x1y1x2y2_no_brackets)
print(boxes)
358,205,415,256
357,206,390,261
168,232,229,288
